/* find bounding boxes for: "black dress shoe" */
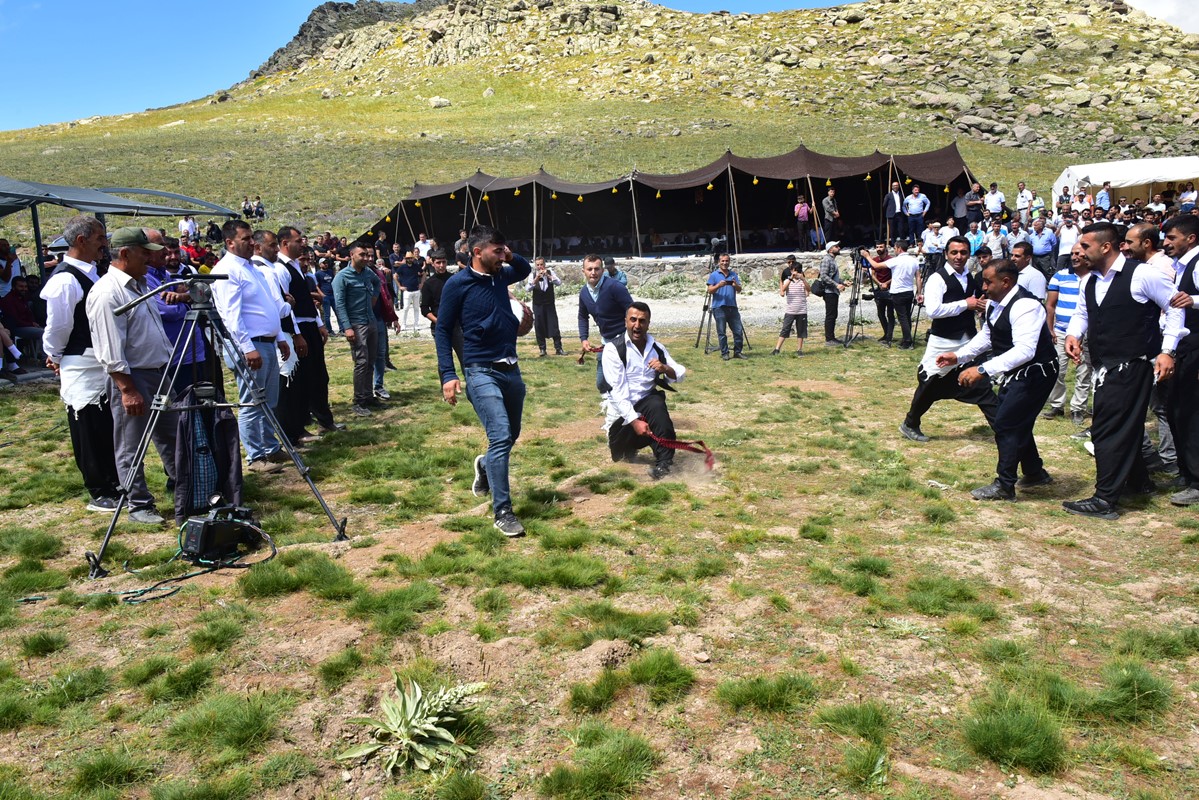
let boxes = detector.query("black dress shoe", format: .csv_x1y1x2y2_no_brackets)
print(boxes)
386,361,398,371
970,480,1016,501
1040,407,1065,420
321,422,348,432
1062,496,1119,520
1124,479,1157,497
1017,471,1054,488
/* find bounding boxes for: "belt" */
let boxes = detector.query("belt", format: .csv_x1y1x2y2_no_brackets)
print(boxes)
251,335,276,343
465,361,518,372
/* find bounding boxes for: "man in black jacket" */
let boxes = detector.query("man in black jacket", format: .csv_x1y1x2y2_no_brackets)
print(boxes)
420,249,463,368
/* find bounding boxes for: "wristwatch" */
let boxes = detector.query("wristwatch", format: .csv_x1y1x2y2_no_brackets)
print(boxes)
1161,349,1177,358
976,365,988,376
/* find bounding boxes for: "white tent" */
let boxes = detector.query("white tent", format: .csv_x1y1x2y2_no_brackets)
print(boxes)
1052,156,1199,204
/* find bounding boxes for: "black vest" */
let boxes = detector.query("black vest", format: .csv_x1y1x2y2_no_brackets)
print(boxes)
279,259,319,319
1085,260,1162,370
988,287,1056,370
58,264,95,357
530,274,557,306
929,266,979,339
1177,253,1199,355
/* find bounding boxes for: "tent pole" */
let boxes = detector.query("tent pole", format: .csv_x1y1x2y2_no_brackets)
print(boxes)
398,199,418,247
392,204,402,245
727,164,742,255
885,158,895,244
806,175,823,249
629,176,643,259
532,183,539,262
30,205,46,281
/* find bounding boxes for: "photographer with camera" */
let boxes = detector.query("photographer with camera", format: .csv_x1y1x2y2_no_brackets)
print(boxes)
706,253,745,360
773,255,809,356
527,256,565,357
816,242,847,346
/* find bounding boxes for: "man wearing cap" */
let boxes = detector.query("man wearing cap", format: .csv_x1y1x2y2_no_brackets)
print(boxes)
818,242,847,345
396,249,423,334
210,220,293,473
86,227,178,525
903,185,931,249
707,253,746,359
41,216,123,512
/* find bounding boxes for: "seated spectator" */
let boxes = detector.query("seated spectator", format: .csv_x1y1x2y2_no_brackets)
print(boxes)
0,275,44,346
205,220,223,244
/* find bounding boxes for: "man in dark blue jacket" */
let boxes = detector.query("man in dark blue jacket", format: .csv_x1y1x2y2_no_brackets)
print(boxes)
436,226,532,537
578,253,633,391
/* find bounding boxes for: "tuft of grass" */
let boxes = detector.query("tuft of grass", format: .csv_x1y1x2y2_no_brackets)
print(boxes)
318,648,364,692
626,649,695,705
0,694,32,731
472,588,510,615
38,666,109,708
922,502,957,524
481,552,608,590
291,553,360,600
848,556,892,577
167,692,283,757
190,619,243,654
237,560,302,598
121,656,177,687
962,688,1067,774
550,602,670,650
1116,627,1199,660
19,631,68,658
145,660,214,702
539,526,594,551
149,772,253,800
436,771,491,800
692,556,729,579
841,741,889,789
540,721,658,800
0,527,65,560
799,518,831,541
70,749,154,793
815,701,891,744
716,673,818,713
569,669,629,714
350,581,442,635
257,751,319,789
980,638,1029,664
906,574,979,617
626,485,672,507
1088,659,1172,722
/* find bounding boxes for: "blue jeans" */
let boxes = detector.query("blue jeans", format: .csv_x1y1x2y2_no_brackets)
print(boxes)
711,305,744,356
228,341,280,462
374,319,389,391
321,298,337,333
464,365,526,515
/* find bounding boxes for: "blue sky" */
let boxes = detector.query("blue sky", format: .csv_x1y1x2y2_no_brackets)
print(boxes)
0,0,825,132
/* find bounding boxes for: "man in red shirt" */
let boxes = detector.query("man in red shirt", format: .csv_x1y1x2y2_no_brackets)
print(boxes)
0,275,43,343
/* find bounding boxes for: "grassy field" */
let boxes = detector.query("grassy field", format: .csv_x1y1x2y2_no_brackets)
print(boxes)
1,302,1197,800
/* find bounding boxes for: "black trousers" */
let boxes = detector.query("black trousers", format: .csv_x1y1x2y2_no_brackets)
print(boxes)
1167,348,1199,489
892,291,914,346
300,321,336,429
886,215,907,243
874,290,895,341
905,363,1000,431
823,292,839,341
608,391,675,467
1092,359,1153,504
532,303,562,353
993,368,1057,489
67,398,121,500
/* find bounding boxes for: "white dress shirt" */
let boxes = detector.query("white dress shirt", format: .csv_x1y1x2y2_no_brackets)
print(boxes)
252,256,299,332
956,285,1047,376
602,334,685,425
41,255,98,364
527,268,562,292
1065,254,1187,351
924,266,971,320
886,254,919,293
1056,223,1080,256
274,256,321,325
1017,266,1048,300
210,252,289,354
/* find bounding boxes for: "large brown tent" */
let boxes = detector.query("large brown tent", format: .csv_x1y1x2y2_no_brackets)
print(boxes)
361,142,975,257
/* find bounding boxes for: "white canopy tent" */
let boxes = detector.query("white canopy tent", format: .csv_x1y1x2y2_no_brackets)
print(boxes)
1052,156,1199,204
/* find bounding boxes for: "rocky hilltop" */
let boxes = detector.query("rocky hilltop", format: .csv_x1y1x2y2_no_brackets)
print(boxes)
244,0,1199,161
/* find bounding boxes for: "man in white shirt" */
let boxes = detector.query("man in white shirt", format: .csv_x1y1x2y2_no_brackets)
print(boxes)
1146,194,1167,214
211,220,293,473
414,232,433,259
936,259,1058,500
1063,222,1187,519
1055,215,1081,272
41,216,122,512
984,183,1006,218
1163,216,1199,505
86,227,177,525
1015,181,1034,225
920,222,944,278
861,239,919,349
982,219,1009,260
0,238,24,298
603,302,686,480
1011,242,1048,301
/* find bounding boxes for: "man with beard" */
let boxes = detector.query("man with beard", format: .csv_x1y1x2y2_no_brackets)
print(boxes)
1163,216,1199,504
873,236,998,442
420,249,463,368
936,259,1057,500
1062,223,1186,520
527,256,565,357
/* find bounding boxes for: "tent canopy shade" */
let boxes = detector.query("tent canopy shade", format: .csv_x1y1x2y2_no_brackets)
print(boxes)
1052,156,1199,202
0,176,238,219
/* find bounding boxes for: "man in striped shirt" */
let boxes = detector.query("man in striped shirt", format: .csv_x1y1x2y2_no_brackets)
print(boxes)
1042,242,1092,424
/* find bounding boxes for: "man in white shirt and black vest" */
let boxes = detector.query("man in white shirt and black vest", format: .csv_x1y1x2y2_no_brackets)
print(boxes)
1163,216,1199,505
527,256,565,357
936,260,1058,500
1063,222,1188,520
870,236,999,442
603,302,686,480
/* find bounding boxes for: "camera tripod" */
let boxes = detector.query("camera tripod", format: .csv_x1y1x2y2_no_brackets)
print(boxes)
86,276,347,580
841,259,869,348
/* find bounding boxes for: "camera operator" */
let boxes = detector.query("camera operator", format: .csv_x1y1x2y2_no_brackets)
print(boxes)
527,256,565,357
866,242,896,344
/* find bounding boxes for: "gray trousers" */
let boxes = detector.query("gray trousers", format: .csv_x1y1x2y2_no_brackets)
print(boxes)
349,323,378,405
108,367,177,511
1049,335,1092,413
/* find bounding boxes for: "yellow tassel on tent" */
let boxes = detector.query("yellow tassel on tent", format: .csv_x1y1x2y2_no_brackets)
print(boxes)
656,190,661,199
414,201,421,207
787,181,794,189
752,177,759,185
864,173,872,181
368,232,374,237
552,192,558,200
825,178,832,187
577,195,584,202
449,193,456,200
514,188,521,197
612,186,618,194
706,182,714,190
385,216,391,222
905,177,912,184
944,185,950,193
483,194,489,202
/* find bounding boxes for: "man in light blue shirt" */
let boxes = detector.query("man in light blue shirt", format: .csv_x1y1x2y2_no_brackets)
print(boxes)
903,185,931,248
1027,217,1058,278
706,253,745,360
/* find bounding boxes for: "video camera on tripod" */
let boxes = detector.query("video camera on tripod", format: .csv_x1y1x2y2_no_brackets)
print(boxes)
181,497,267,565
